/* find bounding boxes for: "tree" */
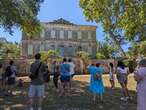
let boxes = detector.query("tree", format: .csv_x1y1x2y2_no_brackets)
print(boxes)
0,0,44,36
96,41,119,59
40,50,60,62
0,38,21,59
80,0,146,56
76,51,90,66
127,40,146,60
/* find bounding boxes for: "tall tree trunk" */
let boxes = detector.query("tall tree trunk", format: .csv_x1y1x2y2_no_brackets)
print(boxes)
109,31,126,57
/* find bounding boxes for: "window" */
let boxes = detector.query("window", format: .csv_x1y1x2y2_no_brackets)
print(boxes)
88,31,92,39
60,30,64,39
78,46,82,51
78,31,82,39
55,30,60,39
64,30,68,39
50,45,55,50
59,45,65,57
91,31,96,40
45,29,51,38
51,30,56,38
40,44,44,51
28,44,33,55
82,31,88,40
72,31,77,40
68,31,72,39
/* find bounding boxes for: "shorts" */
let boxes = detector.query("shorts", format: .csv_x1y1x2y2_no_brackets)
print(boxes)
0,74,6,81
28,85,45,98
0,76,2,80
7,77,15,85
109,73,115,81
117,74,127,84
60,76,70,82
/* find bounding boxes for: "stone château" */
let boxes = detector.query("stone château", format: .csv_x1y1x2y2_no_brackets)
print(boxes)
22,18,97,58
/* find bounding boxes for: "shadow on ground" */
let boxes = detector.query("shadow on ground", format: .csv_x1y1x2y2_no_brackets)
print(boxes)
0,76,137,110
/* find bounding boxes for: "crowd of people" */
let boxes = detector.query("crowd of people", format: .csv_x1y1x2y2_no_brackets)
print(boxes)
28,53,75,110
0,60,17,96
0,53,146,110
89,59,146,110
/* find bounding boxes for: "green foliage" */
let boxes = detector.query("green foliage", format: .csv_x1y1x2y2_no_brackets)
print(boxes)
123,59,136,73
80,0,146,56
0,0,44,36
40,50,60,62
126,40,146,60
96,41,119,59
0,38,21,59
76,51,90,66
96,53,105,59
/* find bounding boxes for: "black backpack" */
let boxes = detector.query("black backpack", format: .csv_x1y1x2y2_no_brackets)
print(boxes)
5,66,13,77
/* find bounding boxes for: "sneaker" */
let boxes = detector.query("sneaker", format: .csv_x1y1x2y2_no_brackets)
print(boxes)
126,96,133,100
120,97,127,101
111,87,115,90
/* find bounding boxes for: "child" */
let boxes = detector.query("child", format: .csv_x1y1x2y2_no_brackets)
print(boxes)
17,79,23,87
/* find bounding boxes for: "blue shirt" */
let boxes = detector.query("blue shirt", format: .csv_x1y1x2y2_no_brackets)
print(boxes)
60,63,70,76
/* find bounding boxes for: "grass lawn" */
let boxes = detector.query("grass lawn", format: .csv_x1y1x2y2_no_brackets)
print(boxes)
0,75,137,110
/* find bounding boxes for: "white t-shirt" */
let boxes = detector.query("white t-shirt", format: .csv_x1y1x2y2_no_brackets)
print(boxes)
117,67,128,74
68,62,75,75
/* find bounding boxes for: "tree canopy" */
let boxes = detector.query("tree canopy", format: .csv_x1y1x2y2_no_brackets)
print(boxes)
40,50,60,62
0,38,21,59
127,41,146,60
80,0,146,56
96,41,119,59
0,0,44,36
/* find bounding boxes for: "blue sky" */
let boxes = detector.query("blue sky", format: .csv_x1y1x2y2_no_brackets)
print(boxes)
0,0,105,43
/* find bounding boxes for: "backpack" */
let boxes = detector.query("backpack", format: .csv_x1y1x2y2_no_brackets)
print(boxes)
5,66,13,77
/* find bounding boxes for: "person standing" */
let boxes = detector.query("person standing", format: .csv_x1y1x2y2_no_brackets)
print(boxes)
28,53,47,110
5,60,17,95
43,64,50,90
109,62,115,89
116,61,131,101
89,63,105,102
59,58,70,96
134,59,146,110
0,64,5,91
52,61,60,90
68,58,75,89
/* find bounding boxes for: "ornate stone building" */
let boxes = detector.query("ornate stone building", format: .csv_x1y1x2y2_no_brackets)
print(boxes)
22,18,97,58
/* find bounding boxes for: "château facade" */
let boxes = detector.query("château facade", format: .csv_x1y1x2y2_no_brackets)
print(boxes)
22,18,97,58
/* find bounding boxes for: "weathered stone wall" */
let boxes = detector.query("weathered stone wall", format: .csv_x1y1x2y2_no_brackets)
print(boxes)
22,19,97,58
0,58,32,76
0,58,86,76
0,58,116,76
